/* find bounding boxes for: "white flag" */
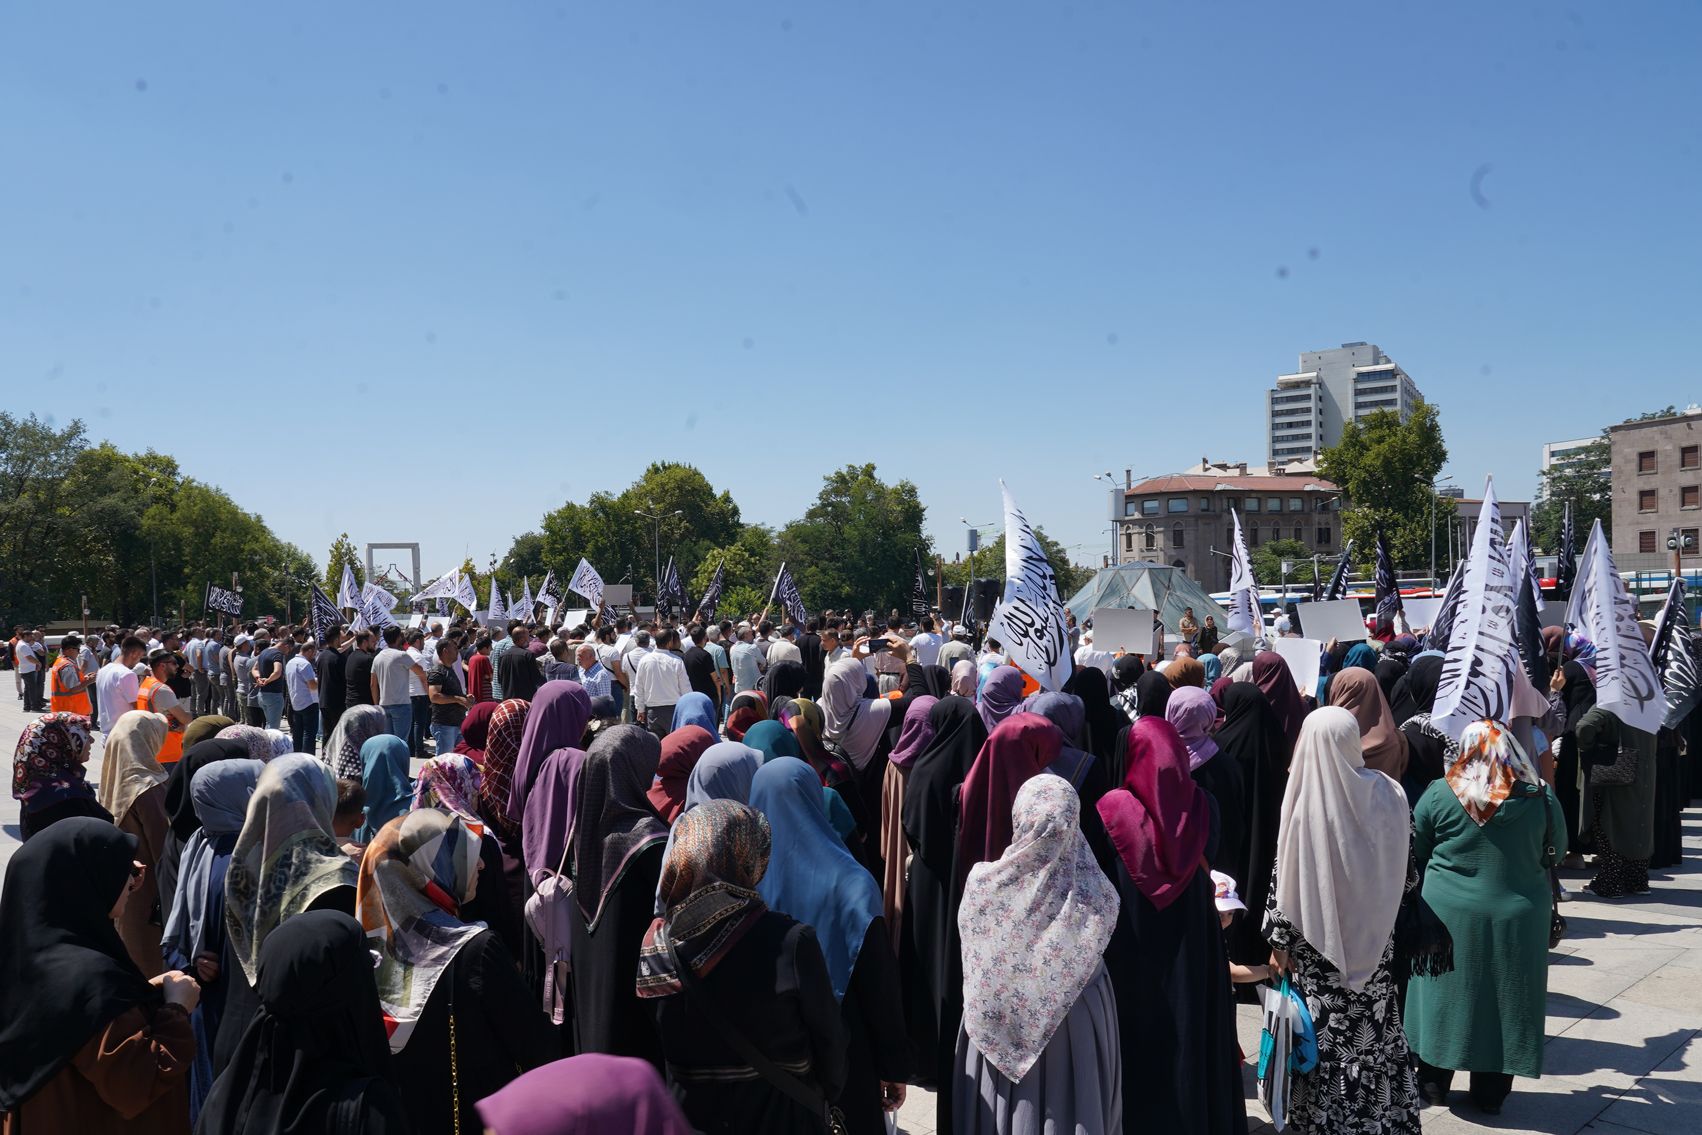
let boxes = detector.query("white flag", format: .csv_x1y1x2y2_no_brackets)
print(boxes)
536,569,558,608
507,577,535,621
336,563,360,610
985,481,1073,692
454,572,480,615
408,568,460,604
361,581,400,613
357,587,397,632
569,558,605,607
1226,508,1265,648
1565,519,1665,734
486,578,505,624
1433,479,1521,738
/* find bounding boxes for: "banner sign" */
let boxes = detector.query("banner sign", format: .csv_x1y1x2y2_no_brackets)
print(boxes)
205,583,244,617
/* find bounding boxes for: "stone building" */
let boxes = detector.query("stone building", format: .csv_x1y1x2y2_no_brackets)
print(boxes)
1607,406,1702,567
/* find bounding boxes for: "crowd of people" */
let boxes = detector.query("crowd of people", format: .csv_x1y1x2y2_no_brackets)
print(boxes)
3,598,1697,1134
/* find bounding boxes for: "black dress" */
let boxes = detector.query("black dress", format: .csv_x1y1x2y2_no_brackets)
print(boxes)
835,921,912,1135
1192,753,1246,896
462,831,522,960
653,911,848,1135
569,841,666,1067
1650,726,1685,870
1102,801,1247,1135
390,930,561,1135
1211,684,1285,971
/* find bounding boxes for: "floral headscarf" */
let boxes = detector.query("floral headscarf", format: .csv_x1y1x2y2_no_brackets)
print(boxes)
323,705,390,781
11,713,94,812
217,723,282,765
412,754,483,825
1446,718,1542,826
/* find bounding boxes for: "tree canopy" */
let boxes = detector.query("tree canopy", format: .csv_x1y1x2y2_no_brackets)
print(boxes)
1317,401,1449,569
774,465,931,614
1532,436,1611,554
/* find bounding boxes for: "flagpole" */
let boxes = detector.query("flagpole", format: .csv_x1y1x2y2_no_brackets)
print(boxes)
759,561,785,625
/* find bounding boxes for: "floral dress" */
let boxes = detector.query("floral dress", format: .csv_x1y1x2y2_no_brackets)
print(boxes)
1263,858,1421,1135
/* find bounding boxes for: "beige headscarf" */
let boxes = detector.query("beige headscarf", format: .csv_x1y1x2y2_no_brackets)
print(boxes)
1327,667,1409,781
98,710,169,826
1274,707,1409,992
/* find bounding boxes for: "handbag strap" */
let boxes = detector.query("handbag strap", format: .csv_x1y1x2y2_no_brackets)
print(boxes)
1539,784,1558,867
660,932,829,1119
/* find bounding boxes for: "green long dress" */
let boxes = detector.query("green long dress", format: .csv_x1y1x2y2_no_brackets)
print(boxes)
1404,777,1564,1079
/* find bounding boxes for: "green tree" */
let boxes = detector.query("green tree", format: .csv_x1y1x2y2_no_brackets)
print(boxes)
499,531,548,586
773,465,930,614
323,533,365,599
1249,539,1314,588
1317,401,1449,569
939,529,1095,605
689,525,779,622
0,412,90,624
1532,436,1611,553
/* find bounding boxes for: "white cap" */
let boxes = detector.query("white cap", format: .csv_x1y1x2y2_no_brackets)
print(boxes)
234,633,253,646
1211,870,1246,914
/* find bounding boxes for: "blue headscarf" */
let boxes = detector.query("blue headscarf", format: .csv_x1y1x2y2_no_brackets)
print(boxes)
1343,643,1379,672
1199,653,1222,684
356,734,415,843
654,741,763,916
743,720,801,764
748,757,883,1000
671,693,718,735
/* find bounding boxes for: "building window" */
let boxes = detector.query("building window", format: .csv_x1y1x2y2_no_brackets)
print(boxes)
1265,498,1281,513
1143,525,1157,551
1171,523,1185,549
1289,498,1304,512
1124,500,1137,516
1294,526,1304,543
1141,499,1160,516
1638,450,1658,474
1249,525,1261,547
1198,497,1213,512
1639,489,1659,513
1685,528,1701,557
1316,526,1331,544
1684,445,1700,470
1167,498,1188,514
1640,530,1658,554
1684,485,1700,510
1123,529,1134,552
1244,498,1261,513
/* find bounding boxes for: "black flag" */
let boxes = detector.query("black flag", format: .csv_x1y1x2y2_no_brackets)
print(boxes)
773,563,807,626
696,560,725,623
1373,530,1402,630
1650,580,1699,729
911,551,928,615
1323,539,1355,602
1514,551,1551,694
1554,501,1577,604
658,557,687,619
310,583,342,643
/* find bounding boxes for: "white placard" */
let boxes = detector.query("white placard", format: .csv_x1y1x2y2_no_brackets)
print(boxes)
556,608,591,628
602,583,634,606
1294,598,1365,644
1091,607,1161,656
1401,598,1442,630
1272,637,1323,697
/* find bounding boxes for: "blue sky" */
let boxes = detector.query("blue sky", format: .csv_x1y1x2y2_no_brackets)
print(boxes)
5,3,1699,578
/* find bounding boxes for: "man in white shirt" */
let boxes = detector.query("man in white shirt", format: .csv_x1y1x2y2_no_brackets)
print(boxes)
16,630,46,711
96,636,148,733
285,640,320,755
1073,630,1117,678
908,615,944,668
632,628,691,741
372,625,430,741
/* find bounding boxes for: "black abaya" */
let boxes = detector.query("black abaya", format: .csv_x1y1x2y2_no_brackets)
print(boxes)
1651,726,1685,870
835,921,913,1135
1211,683,1285,971
569,841,666,1068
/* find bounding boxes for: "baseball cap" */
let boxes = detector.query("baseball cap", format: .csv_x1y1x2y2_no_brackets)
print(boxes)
1211,870,1246,914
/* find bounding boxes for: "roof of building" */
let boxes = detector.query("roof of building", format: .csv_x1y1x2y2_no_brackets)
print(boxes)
1606,406,1702,433
1127,473,1339,496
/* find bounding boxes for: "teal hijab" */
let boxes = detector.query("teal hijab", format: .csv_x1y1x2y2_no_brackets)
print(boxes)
356,734,415,842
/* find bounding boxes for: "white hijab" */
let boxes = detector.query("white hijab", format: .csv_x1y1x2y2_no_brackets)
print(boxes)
1274,706,1409,992
820,658,891,770
958,773,1118,1082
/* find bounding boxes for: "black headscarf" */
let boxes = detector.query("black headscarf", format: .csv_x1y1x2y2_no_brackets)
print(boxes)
1388,655,1442,726
762,659,807,700
0,818,158,1111
900,695,988,881
571,725,669,929
1375,657,1408,706
905,662,951,700
196,909,399,1135
1561,660,1598,735
1211,683,1287,968
165,737,251,840
1134,671,1174,718
1063,666,1125,766
798,631,826,693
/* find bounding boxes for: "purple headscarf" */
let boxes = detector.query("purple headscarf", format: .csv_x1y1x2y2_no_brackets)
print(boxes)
888,696,939,768
505,680,591,821
977,666,1026,736
475,1054,694,1135
1165,686,1220,771
522,745,590,880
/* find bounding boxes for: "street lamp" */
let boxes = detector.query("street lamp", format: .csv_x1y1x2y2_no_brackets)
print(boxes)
1668,528,1696,580
633,505,684,604
1429,477,1456,591
1092,471,1119,566
960,517,997,628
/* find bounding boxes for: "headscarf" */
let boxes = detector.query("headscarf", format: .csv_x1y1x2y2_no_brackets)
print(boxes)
648,726,716,823
1447,719,1542,826
195,911,395,1135
0,818,156,1111
324,704,388,781
225,755,358,983
786,697,832,764
959,774,1119,1083
822,658,892,768
412,754,482,824
956,713,1064,891
1252,650,1307,751
181,714,234,753
1166,656,1206,690
1342,642,1379,672
671,692,719,736
1327,667,1410,780
161,758,264,967
650,742,765,916
509,681,591,820
455,700,497,764
976,665,1027,735
572,725,669,928
1274,707,1409,991
1215,644,1243,677
479,699,530,845
904,662,951,699
1095,717,1210,911
1165,686,1220,771
1062,666,1123,764
901,696,989,880
475,1054,695,1135
637,800,771,998
950,659,978,697
356,735,415,843
355,809,486,1050
165,736,247,839
10,712,96,814
725,692,767,741
889,695,939,768
1199,653,1222,684
763,659,808,700
744,718,803,764
1560,659,1597,731
1134,670,1174,718
1388,654,1442,725
97,710,169,826
218,722,282,765
750,757,884,1000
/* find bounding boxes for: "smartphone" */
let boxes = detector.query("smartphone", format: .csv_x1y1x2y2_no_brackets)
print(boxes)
867,636,892,653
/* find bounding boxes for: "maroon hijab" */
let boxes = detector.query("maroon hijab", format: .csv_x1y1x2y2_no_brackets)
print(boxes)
1252,651,1306,752
1095,716,1210,910
954,713,1063,891
646,726,716,823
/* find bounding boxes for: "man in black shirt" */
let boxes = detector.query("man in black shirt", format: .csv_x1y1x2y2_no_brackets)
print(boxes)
426,639,470,753
316,625,349,739
344,627,377,708
681,631,720,722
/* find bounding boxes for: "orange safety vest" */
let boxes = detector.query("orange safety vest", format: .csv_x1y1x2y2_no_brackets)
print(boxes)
137,676,185,764
49,657,92,715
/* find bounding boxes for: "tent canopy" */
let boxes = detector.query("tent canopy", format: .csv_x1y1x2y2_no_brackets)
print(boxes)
1065,562,1235,636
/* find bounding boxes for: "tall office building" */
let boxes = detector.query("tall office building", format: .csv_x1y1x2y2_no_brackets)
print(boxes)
1266,342,1425,465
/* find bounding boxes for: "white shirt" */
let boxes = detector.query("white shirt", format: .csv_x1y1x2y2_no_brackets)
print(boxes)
909,632,943,668
96,661,140,731
15,641,40,674
631,650,691,713
185,637,204,670
1074,645,1116,678
406,646,428,697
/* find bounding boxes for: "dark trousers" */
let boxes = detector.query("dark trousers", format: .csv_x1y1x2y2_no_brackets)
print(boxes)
321,705,343,747
192,672,212,716
1557,736,1582,851
1417,1059,1514,1110
643,706,674,743
291,703,319,756
409,694,430,758
243,702,265,727
22,670,45,711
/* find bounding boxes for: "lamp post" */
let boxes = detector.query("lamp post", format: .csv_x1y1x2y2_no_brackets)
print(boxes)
1429,477,1455,591
633,505,683,606
1669,528,1696,582
960,517,997,629
1092,471,1120,566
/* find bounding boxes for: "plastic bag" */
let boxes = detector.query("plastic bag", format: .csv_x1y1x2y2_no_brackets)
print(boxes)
1256,978,1317,1131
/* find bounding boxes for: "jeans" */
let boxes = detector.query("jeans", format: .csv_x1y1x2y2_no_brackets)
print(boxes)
410,694,431,759
291,703,319,756
430,723,461,755
258,691,285,730
383,704,411,739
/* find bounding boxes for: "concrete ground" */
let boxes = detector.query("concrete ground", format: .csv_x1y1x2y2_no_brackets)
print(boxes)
3,690,1697,1134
